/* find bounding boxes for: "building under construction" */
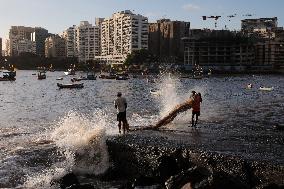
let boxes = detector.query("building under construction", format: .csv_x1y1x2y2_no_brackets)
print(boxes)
183,29,255,72
148,19,190,62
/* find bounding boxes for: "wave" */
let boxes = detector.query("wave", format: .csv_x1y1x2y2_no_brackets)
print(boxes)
23,109,110,188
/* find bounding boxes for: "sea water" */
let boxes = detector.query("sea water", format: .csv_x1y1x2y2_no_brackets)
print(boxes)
0,70,283,188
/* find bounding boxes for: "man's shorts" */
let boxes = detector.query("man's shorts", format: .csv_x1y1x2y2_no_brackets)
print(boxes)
192,111,200,116
117,111,126,121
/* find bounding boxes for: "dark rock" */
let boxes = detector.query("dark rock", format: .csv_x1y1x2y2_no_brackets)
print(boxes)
165,166,211,189
255,183,284,189
51,173,80,189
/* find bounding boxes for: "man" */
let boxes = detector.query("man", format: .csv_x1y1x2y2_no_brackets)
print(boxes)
114,92,129,134
191,92,202,127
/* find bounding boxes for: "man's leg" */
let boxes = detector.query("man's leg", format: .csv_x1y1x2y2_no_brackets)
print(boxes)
191,113,195,127
194,115,199,127
118,121,122,134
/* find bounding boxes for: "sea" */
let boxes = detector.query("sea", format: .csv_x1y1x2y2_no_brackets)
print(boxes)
0,70,283,188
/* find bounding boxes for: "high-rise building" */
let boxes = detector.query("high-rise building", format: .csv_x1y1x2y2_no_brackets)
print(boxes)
31,27,50,57
45,35,66,58
99,10,148,64
148,19,190,60
7,26,34,56
183,30,255,72
75,21,100,62
16,39,36,55
241,17,278,38
63,21,101,62
62,26,76,58
7,26,49,56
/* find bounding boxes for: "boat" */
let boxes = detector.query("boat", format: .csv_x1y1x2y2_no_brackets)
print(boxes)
150,89,161,96
49,64,55,72
56,77,63,80
38,71,46,80
64,68,76,76
192,65,203,79
0,71,16,81
247,84,253,89
57,83,84,89
259,86,274,91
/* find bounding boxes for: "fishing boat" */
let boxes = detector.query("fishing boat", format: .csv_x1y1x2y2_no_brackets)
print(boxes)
38,71,46,80
0,71,16,81
247,84,253,89
64,68,76,76
64,64,76,75
192,65,203,79
150,89,161,96
49,64,55,72
57,83,84,89
259,86,274,91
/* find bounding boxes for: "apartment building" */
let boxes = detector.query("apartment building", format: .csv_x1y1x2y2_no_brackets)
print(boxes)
183,29,255,72
63,21,101,62
148,19,190,60
45,35,66,58
7,26,34,56
7,26,49,56
17,39,36,55
31,27,50,57
62,26,76,57
99,10,148,64
241,17,278,38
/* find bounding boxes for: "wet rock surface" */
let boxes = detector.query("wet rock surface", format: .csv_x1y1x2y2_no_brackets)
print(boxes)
106,128,284,189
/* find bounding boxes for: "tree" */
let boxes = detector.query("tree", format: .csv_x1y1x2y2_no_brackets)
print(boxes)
124,49,152,66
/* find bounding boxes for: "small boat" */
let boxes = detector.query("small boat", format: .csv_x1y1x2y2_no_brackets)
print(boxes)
56,77,63,80
259,86,274,91
116,75,129,80
0,71,16,81
150,89,161,96
64,68,76,76
247,84,253,89
192,65,203,79
57,83,84,89
38,71,46,80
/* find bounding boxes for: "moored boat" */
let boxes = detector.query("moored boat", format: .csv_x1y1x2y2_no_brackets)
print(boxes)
150,89,161,96
0,71,16,81
259,86,273,91
38,71,46,80
57,83,84,89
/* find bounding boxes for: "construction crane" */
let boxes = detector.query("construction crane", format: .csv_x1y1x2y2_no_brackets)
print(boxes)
202,15,221,28
227,13,237,21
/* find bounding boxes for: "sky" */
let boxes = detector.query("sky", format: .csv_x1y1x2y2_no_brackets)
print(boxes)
1,0,284,49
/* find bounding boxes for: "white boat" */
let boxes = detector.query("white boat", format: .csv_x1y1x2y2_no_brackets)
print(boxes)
247,84,253,89
150,89,161,96
259,86,274,91
56,77,63,80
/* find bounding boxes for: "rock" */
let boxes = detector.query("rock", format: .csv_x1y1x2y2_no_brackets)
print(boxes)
51,173,80,189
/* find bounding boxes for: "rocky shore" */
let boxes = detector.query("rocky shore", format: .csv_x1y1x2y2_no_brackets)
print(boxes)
57,127,283,189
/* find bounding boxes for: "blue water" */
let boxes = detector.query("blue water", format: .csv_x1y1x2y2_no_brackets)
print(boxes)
0,70,283,188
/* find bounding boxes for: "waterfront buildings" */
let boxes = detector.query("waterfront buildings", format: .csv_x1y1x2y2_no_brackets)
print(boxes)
241,17,278,38
62,26,76,58
98,10,148,64
183,29,255,72
45,35,66,58
7,26,35,56
148,19,190,61
31,27,50,57
7,26,49,56
63,21,101,62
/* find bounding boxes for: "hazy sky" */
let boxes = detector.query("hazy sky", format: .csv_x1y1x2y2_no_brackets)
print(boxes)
1,0,284,49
